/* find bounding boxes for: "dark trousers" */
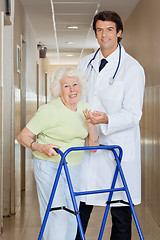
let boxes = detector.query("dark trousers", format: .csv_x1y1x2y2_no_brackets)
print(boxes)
110,206,132,240
75,201,132,240
75,202,93,240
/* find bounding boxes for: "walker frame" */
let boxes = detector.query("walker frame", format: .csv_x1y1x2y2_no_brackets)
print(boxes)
37,145,144,240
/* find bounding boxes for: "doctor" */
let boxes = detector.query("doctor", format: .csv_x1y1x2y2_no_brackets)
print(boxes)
76,11,145,240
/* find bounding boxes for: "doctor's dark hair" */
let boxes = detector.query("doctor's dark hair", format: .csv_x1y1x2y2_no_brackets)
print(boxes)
93,11,123,43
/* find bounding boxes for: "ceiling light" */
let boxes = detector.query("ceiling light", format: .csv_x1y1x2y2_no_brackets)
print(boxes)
50,0,59,60
67,26,78,30
66,41,75,45
66,54,73,57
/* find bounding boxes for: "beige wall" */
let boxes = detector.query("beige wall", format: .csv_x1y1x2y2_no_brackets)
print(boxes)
0,82,2,222
13,0,37,213
0,0,6,230
0,0,47,227
123,0,160,225
39,58,49,106
0,86,3,232
13,0,48,214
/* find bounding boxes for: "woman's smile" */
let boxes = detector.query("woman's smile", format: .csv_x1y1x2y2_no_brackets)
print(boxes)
60,76,81,111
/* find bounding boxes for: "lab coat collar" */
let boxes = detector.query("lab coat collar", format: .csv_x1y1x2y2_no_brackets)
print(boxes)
106,46,119,64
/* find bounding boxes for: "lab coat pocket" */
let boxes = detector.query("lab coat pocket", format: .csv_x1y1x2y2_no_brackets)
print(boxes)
105,81,124,100
98,81,125,113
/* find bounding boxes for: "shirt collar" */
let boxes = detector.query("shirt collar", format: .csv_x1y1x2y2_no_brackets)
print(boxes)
99,46,119,65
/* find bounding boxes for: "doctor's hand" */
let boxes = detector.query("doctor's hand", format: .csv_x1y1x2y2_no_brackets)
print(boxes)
83,109,108,125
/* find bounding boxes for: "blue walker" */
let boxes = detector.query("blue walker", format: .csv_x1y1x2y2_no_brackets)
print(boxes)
37,145,144,240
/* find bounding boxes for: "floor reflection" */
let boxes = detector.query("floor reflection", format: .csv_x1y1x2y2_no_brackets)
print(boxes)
1,163,160,240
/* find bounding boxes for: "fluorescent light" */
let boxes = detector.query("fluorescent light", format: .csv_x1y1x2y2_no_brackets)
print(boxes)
66,41,75,45
50,0,59,60
67,25,78,30
66,54,73,57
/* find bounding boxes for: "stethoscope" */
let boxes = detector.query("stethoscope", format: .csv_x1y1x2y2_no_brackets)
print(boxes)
87,43,122,85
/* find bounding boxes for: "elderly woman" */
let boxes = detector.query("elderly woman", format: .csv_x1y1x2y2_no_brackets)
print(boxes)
17,67,99,240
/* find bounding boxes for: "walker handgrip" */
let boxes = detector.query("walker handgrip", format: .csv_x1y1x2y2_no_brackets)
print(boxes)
53,148,60,153
53,148,63,156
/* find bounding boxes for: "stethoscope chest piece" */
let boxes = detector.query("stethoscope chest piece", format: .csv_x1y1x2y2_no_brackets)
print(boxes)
109,77,114,85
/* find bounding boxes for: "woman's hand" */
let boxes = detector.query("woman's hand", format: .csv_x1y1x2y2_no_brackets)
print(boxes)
38,144,60,157
83,109,108,125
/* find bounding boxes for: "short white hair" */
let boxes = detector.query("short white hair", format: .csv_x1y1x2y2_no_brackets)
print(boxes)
50,67,87,98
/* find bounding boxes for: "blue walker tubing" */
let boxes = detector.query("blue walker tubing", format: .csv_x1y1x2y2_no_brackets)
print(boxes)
37,145,144,240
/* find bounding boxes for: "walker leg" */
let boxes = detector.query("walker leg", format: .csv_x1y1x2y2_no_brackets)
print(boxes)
98,166,119,240
63,162,86,240
114,154,144,240
37,161,64,240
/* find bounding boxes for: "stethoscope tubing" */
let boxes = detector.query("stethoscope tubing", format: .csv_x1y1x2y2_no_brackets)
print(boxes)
87,43,122,84
112,43,121,79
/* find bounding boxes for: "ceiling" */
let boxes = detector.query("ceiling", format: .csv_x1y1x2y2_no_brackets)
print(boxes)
20,0,140,65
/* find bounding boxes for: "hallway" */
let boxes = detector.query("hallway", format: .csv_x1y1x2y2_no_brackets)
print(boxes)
0,161,160,240
1,0,160,239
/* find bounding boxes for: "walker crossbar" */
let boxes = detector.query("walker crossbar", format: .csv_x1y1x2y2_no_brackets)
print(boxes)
106,199,130,205
49,206,78,215
37,145,144,240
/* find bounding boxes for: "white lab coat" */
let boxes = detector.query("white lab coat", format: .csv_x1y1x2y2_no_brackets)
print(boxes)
78,45,145,206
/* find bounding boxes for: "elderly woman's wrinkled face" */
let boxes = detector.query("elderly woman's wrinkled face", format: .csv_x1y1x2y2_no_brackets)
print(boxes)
60,76,81,110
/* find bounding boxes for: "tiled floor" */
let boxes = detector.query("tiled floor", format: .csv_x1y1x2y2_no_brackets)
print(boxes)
1,170,160,240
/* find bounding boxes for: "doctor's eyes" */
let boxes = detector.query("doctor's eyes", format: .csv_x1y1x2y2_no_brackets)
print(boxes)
96,28,102,33
96,28,114,33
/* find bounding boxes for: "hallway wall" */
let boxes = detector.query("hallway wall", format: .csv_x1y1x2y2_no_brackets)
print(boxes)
0,2,11,231
123,0,160,225
13,0,48,215
0,0,48,228
13,0,39,214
